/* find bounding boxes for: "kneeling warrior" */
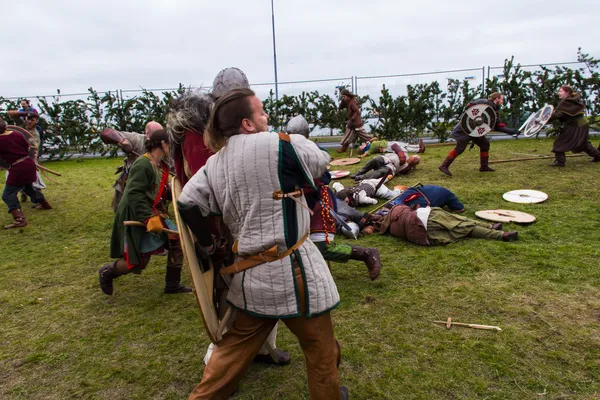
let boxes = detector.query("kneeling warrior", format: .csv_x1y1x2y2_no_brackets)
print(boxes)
439,92,519,176
98,129,191,295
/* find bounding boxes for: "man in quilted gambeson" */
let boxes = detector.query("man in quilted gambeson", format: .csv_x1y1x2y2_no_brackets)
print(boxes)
179,89,348,399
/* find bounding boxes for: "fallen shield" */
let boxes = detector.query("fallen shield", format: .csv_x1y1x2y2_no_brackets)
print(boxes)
475,209,536,224
330,157,361,166
502,189,548,204
330,170,350,179
519,104,554,137
460,104,497,138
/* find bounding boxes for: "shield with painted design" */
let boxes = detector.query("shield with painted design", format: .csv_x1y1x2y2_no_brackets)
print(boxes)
519,105,554,137
460,104,497,138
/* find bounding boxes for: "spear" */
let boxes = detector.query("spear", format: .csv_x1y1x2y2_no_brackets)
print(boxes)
489,154,586,164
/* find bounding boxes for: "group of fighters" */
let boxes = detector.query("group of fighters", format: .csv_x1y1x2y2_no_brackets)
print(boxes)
91,68,539,400
3,65,597,398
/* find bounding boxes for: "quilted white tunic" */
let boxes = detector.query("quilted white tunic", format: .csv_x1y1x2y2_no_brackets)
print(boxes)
179,132,340,318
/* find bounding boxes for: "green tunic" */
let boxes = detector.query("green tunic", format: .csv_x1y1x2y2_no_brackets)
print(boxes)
110,155,166,265
366,140,388,155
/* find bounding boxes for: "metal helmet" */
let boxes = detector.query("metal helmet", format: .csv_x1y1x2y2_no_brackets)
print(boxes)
340,221,360,240
211,67,250,100
286,115,310,138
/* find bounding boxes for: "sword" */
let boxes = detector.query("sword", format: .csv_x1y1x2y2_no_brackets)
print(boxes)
327,206,352,232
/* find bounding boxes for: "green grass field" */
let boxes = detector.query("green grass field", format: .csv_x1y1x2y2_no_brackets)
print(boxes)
2,137,600,399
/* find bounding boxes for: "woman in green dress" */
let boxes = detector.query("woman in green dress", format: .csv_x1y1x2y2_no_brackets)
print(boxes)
99,129,191,295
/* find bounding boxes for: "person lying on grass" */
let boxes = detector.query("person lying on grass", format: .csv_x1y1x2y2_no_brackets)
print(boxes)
359,137,425,158
384,184,465,213
364,203,518,245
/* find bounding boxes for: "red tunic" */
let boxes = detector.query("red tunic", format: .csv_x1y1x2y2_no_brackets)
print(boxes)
174,129,214,186
0,130,37,186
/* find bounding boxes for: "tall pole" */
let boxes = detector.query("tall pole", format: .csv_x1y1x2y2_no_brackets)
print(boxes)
271,0,279,100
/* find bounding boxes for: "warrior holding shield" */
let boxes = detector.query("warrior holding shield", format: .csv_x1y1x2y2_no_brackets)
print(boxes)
179,89,347,399
438,92,519,176
547,85,600,166
167,68,291,367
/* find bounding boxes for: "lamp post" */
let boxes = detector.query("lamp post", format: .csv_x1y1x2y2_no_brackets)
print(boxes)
271,0,279,100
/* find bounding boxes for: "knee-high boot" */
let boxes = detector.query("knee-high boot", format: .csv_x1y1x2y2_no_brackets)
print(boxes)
4,209,27,229
439,149,458,176
479,151,495,172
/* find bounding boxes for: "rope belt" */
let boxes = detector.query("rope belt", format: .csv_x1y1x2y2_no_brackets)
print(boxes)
220,232,309,275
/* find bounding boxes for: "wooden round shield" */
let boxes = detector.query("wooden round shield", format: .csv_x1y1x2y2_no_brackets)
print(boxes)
460,104,497,138
330,157,361,166
476,209,536,224
503,189,548,204
519,105,554,137
172,177,221,343
330,170,350,179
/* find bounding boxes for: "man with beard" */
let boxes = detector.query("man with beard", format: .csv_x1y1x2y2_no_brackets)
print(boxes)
166,68,291,366
0,117,52,229
438,92,519,176
100,121,163,212
98,129,191,295
546,85,600,166
179,89,347,399
337,89,373,152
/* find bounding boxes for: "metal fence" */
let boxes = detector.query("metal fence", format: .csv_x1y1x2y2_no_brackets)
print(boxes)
1,61,589,104
355,67,487,99
487,61,586,79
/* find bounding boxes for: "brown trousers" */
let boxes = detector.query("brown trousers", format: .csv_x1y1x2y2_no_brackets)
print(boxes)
189,264,341,400
340,126,373,147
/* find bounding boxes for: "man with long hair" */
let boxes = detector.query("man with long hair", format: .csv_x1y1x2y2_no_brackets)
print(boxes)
167,68,291,367
337,88,373,152
179,89,347,399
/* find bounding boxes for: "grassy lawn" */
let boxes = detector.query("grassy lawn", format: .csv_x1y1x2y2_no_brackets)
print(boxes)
2,137,600,399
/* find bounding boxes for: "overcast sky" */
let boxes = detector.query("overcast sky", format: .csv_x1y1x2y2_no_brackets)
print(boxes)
1,0,598,100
